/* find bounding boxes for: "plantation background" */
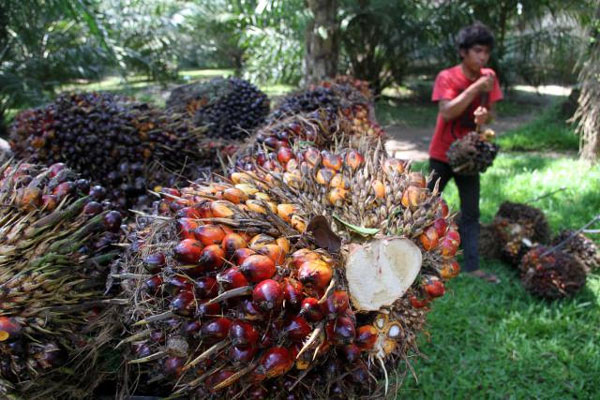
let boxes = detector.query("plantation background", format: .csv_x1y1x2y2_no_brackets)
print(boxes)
1,1,599,399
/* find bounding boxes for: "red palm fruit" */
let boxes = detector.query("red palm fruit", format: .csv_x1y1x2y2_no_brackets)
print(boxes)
263,160,282,172
240,255,276,283
165,275,194,295
355,325,378,350
437,198,450,218
195,200,214,218
217,266,250,290
143,252,166,273
419,226,439,251
176,206,201,219
433,218,449,237
298,259,333,289
446,229,461,246
240,299,264,320
282,278,304,309
303,147,321,167
440,260,461,280
299,297,324,322
42,194,59,211
257,244,286,265
48,162,66,178
150,330,166,344
316,168,335,185
142,275,163,294
161,187,181,201
252,279,283,312
197,299,222,317
371,180,385,199
184,321,202,335
103,210,122,232
230,344,258,364
170,290,196,316
176,218,199,240
207,370,236,392
248,233,275,249
409,172,427,188
328,188,348,206
345,150,364,170
229,320,260,347
383,158,405,176
210,201,236,218
256,151,267,166
255,347,293,380
164,356,185,377
341,344,361,363
197,244,225,270
283,316,311,342
291,249,320,268
53,181,74,199
222,233,248,259
401,186,425,209
327,316,356,345
409,294,430,309
0,317,22,341
321,290,350,319
439,236,459,258
82,200,102,215
133,343,152,358
285,158,299,172
423,276,445,298
276,204,298,223
232,248,257,265
277,146,294,165
245,199,268,214
276,237,290,254
195,224,226,246
195,276,219,298
222,187,249,204
201,317,232,341
330,173,350,190
173,239,204,264
263,136,279,149
322,151,343,171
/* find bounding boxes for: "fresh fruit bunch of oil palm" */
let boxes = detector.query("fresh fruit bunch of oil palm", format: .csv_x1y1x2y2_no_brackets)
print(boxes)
492,202,551,266
551,230,599,273
446,129,499,175
9,92,220,210
116,140,460,399
0,161,123,400
519,245,587,299
166,77,270,141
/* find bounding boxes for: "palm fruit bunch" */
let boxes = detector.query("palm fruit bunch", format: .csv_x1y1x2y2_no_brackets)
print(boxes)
166,77,270,140
0,161,122,399
9,92,220,210
116,140,460,399
519,246,587,299
551,230,599,273
446,129,499,175
492,202,551,266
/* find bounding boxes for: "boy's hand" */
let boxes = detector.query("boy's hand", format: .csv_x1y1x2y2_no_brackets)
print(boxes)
475,75,494,93
474,106,489,125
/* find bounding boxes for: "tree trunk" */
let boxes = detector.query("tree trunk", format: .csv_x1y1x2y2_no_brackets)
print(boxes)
304,0,339,85
573,5,600,163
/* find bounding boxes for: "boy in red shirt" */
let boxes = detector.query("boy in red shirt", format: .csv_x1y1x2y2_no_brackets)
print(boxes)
428,22,503,283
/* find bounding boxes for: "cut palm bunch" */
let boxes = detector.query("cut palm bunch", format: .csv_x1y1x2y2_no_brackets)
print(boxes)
117,141,461,399
519,245,587,299
0,161,123,399
492,202,551,267
551,230,599,274
166,77,270,141
9,92,228,210
446,129,499,175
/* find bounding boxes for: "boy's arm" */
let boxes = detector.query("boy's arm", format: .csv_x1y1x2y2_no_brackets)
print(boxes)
438,75,494,122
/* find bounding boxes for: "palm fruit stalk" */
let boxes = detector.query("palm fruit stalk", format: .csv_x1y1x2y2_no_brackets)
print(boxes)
116,140,460,399
551,230,599,274
0,161,123,399
166,77,270,141
492,202,551,267
446,129,499,175
519,245,587,299
9,92,224,210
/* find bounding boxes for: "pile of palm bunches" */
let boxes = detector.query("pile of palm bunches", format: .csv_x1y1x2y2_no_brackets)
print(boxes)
551,230,599,273
446,130,499,175
117,141,460,399
0,162,122,399
492,202,551,266
519,246,587,299
9,92,221,210
166,77,270,140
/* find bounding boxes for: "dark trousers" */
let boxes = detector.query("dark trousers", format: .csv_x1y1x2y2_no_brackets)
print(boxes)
428,158,480,272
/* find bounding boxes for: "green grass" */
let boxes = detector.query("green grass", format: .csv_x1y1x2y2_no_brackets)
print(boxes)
401,154,600,399
375,99,439,128
496,105,579,152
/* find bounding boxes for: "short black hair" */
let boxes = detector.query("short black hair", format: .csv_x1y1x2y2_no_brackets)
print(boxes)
457,22,494,53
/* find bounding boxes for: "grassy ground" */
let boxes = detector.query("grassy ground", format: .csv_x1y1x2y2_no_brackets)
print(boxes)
392,97,600,399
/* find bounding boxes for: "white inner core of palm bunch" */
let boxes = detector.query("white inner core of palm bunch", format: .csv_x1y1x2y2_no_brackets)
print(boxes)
346,238,422,311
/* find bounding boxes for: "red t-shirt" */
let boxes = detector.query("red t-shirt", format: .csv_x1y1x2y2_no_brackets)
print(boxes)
429,65,503,163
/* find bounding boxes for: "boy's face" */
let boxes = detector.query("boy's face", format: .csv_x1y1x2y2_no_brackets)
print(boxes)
460,44,491,72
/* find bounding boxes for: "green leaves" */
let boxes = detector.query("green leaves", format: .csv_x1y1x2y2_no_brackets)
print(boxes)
333,214,379,236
